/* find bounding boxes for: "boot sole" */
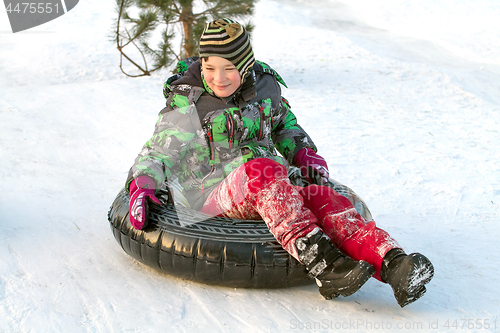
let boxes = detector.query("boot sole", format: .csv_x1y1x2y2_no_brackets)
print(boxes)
318,261,375,299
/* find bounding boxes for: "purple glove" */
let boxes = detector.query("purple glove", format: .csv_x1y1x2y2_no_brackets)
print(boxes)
128,176,161,230
293,147,330,184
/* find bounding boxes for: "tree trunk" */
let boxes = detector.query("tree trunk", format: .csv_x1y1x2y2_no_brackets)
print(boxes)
180,0,195,58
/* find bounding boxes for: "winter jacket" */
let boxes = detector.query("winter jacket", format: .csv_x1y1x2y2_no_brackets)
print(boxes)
126,59,317,210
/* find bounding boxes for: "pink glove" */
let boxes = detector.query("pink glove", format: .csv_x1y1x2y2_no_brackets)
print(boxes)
128,176,161,230
293,147,330,184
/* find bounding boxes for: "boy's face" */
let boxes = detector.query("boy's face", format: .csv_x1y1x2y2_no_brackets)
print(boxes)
201,57,241,98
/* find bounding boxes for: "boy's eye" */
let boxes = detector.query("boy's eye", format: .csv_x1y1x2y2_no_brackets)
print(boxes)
202,65,236,72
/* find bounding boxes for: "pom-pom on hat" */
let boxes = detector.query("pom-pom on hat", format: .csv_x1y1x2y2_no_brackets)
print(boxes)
199,18,255,78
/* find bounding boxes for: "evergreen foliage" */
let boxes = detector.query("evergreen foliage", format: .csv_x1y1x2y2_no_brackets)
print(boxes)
112,0,255,77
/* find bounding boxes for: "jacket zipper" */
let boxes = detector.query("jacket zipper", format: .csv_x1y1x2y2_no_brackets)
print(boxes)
225,112,234,149
258,105,265,141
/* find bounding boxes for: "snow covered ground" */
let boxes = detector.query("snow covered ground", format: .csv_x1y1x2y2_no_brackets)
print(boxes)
1,0,499,331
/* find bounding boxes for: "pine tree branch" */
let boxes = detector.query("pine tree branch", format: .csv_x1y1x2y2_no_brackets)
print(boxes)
113,0,255,77
115,0,127,48
193,3,224,18
170,1,181,15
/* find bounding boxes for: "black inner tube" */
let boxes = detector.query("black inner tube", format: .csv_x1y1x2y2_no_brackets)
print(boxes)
107,169,372,288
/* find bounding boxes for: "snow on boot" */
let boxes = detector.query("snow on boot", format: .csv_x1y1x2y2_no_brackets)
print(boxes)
381,249,434,307
296,228,375,300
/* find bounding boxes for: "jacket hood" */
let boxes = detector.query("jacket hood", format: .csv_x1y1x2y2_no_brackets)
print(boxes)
172,60,205,88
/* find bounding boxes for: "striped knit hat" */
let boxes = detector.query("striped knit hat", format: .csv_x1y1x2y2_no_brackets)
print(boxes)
199,18,255,78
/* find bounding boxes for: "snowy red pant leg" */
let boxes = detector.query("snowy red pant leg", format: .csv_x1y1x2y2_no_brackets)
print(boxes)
298,185,401,281
201,158,319,260
202,158,401,280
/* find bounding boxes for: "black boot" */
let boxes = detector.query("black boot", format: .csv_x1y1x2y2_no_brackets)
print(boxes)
381,249,434,307
296,228,375,300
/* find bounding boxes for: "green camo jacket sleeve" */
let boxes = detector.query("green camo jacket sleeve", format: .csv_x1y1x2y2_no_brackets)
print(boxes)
126,95,202,192
271,97,317,164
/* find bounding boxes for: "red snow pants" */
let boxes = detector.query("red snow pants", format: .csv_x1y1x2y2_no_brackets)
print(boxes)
201,158,400,281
